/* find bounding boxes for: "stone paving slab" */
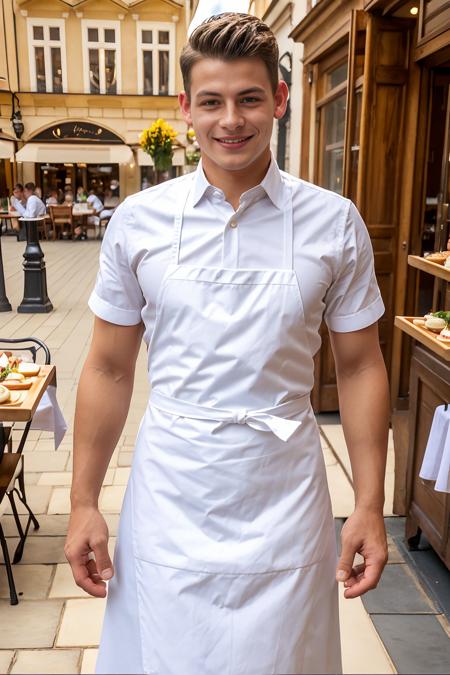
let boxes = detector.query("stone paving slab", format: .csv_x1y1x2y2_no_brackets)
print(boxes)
11,648,81,674
363,563,438,615
56,598,107,648
371,614,450,674
0,600,63,648
0,564,54,600
0,650,14,674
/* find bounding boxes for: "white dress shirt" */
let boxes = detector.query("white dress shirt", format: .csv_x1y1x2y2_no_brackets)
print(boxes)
87,194,104,213
11,196,26,215
23,195,46,218
89,158,384,354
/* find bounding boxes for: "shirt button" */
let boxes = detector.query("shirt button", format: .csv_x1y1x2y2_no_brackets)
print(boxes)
229,220,237,229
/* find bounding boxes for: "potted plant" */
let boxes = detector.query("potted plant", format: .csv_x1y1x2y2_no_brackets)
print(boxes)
140,118,178,183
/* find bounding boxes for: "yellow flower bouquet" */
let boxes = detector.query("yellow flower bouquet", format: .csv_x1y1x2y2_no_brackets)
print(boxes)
140,118,178,171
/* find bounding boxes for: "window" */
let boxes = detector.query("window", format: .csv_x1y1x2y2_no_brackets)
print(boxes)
27,19,67,93
82,21,121,94
316,58,348,195
137,22,176,96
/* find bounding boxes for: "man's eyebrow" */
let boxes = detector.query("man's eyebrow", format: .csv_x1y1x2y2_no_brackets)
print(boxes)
196,87,266,97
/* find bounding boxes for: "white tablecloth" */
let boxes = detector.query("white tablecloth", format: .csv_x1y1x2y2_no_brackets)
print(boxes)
30,384,67,449
419,404,450,493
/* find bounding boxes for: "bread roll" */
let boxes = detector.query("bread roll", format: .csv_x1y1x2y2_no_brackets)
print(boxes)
0,384,10,403
3,379,32,390
17,362,40,376
4,372,24,382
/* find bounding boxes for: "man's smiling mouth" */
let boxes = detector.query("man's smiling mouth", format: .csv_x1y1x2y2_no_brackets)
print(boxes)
214,135,254,147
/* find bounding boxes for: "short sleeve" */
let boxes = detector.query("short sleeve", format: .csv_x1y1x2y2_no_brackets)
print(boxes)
88,200,145,325
324,201,385,332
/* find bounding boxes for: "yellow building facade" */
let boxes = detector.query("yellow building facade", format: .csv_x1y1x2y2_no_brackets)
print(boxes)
0,0,195,200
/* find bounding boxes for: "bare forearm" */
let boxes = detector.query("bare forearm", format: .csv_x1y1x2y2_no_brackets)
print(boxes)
337,357,390,513
71,360,134,508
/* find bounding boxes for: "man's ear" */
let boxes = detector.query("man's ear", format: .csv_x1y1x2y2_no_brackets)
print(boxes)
179,91,193,126
273,80,289,120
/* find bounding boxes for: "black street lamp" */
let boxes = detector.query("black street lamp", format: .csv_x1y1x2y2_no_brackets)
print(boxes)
17,217,53,313
10,93,24,140
0,226,12,312
277,51,292,171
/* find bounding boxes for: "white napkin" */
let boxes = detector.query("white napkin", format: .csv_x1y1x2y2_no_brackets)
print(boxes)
30,384,68,450
419,405,450,493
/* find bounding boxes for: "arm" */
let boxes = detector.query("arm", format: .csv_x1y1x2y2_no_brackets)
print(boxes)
65,316,143,597
11,197,25,216
330,322,389,598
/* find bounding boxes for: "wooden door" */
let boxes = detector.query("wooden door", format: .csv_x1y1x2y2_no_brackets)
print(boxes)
312,12,415,412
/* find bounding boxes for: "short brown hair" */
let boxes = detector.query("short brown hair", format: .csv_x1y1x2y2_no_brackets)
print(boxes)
24,182,35,192
180,13,279,97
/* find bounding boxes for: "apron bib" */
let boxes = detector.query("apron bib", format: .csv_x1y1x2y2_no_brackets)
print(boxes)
98,177,341,675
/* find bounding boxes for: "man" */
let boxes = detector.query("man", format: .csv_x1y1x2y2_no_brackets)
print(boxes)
10,183,26,213
66,13,389,675
12,182,46,240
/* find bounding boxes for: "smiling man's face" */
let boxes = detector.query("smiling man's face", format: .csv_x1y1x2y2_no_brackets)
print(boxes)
179,57,288,179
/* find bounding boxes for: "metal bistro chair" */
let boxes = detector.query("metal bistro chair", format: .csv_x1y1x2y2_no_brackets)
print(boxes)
0,337,51,604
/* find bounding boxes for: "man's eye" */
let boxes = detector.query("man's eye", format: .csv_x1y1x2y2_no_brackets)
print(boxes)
201,100,220,107
241,97,260,104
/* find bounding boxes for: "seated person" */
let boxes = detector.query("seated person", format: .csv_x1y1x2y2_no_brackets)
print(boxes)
10,183,26,213
74,190,103,240
46,190,59,208
12,182,46,241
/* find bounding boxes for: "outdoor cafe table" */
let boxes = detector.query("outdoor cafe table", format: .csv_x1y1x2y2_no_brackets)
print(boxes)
0,365,56,423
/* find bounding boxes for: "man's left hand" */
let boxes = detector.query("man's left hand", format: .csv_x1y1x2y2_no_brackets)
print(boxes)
336,508,388,599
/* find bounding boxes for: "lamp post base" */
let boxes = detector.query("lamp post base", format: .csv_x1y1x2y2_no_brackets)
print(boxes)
0,227,12,312
17,218,53,314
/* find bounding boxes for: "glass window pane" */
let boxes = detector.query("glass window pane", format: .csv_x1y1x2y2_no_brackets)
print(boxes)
142,30,152,44
104,28,115,43
89,48,100,93
159,51,169,95
324,94,346,146
328,62,348,90
49,26,60,41
105,49,117,94
158,31,169,44
322,93,346,195
35,46,46,92
88,28,98,43
33,25,44,40
143,51,153,95
51,47,63,93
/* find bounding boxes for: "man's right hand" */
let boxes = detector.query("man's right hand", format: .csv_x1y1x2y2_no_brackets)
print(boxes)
64,506,114,598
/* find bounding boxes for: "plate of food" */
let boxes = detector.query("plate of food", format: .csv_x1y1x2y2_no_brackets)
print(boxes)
0,384,23,405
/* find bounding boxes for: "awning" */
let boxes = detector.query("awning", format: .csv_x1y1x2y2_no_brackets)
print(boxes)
14,143,133,164
0,140,15,159
137,146,185,167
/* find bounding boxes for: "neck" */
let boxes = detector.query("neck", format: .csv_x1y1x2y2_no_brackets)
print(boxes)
201,149,271,211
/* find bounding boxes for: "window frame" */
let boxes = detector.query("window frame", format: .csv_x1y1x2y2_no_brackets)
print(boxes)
27,18,67,93
315,46,349,193
136,21,176,96
81,19,122,95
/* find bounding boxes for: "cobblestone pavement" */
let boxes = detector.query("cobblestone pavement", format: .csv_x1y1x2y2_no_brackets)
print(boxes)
0,234,444,674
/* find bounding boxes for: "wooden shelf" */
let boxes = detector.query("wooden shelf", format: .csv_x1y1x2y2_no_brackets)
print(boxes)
395,317,450,362
408,255,450,281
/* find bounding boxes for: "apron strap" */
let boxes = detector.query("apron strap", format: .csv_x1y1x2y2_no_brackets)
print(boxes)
150,389,309,442
171,175,194,264
282,180,294,270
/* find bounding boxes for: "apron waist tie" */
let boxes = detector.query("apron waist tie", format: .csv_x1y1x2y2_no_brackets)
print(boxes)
149,390,310,442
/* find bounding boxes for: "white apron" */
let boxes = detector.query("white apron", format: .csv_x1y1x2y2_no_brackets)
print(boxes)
96,180,341,675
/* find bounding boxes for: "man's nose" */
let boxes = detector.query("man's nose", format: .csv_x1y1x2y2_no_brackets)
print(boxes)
220,104,244,129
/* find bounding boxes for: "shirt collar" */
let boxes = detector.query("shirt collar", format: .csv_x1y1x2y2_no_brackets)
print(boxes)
191,154,285,210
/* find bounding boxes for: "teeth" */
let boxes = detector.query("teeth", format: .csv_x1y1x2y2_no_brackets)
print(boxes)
220,138,247,144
